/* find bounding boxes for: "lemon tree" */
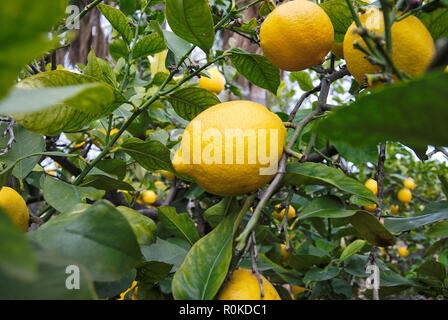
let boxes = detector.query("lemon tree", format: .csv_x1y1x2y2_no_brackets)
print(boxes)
0,0,447,301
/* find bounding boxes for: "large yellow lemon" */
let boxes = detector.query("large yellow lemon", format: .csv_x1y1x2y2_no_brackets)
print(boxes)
0,187,29,231
343,8,435,84
218,268,281,300
198,67,225,94
259,0,334,71
172,101,286,196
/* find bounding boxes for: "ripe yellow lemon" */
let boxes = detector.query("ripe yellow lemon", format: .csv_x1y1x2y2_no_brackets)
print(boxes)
331,43,344,59
390,204,399,214
118,281,138,300
343,8,435,84
403,177,416,190
259,0,334,71
0,187,29,231
218,268,281,300
365,178,378,195
397,247,408,257
172,101,286,196
398,188,412,204
379,247,386,257
291,285,307,298
141,190,157,204
280,243,291,262
364,203,377,212
198,67,225,94
154,180,166,190
157,170,175,181
273,204,296,221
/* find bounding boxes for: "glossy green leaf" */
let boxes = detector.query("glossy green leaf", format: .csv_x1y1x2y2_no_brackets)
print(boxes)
94,270,136,299
339,240,366,262
304,266,340,282
0,0,66,100
0,123,44,179
98,4,134,44
136,260,173,283
28,201,142,282
161,30,193,59
416,260,447,284
299,196,359,219
158,207,200,245
167,87,220,121
172,209,241,300
42,176,105,213
319,72,448,148
229,48,280,94
426,220,448,238
141,238,189,272
203,197,237,228
283,162,378,204
417,8,448,40
119,137,173,171
348,211,396,247
79,174,135,191
333,140,379,165
117,206,157,246
0,209,37,282
289,71,314,91
165,0,215,52
384,201,448,233
132,33,166,59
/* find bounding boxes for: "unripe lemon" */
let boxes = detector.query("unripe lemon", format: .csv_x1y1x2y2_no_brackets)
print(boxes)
280,243,291,262
0,187,29,231
365,178,378,195
172,101,286,196
273,204,296,221
343,8,435,84
398,188,412,204
141,190,157,205
364,203,377,212
331,43,344,59
198,67,225,94
118,281,138,300
403,177,416,190
397,247,409,257
259,0,334,71
218,268,281,300
390,204,399,214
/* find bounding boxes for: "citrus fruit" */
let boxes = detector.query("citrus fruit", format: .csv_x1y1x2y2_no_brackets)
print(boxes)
218,268,281,300
398,188,412,204
397,247,409,257
403,177,416,190
343,8,435,84
365,178,378,195
141,190,157,204
290,285,307,298
172,100,287,196
259,0,334,71
118,281,138,300
0,187,29,231
273,204,296,221
280,243,291,262
379,247,386,257
390,204,399,214
157,170,175,181
364,203,377,212
154,181,166,190
198,67,225,94
331,43,344,58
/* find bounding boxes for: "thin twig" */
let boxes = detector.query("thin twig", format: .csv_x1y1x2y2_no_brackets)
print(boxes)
0,120,15,156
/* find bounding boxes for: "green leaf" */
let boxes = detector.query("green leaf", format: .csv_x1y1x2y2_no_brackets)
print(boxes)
229,48,280,94
438,173,448,199
28,201,142,282
299,196,359,219
416,260,447,285
158,207,200,245
283,162,378,204
348,211,396,247
141,238,189,272
167,87,220,121
318,72,448,148
98,4,134,44
203,197,237,228
426,220,448,238
0,209,37,282
339,240,366,262
2,71,125,136
119,137,173,171
79,174,135,191
332,140,379,164
132,33,167,59
289,71,314,91
0,0,66,100
320,0,368,43
136,260,173,283
162,30,193,59
42,176,105,213
94,270,136,299
417,8,448,40
165,0,215,52
304,266,340,282
384,201,448,233
86,49,118,87
172,209,240,300
117,206,157,246
0,123,44,179
109,39,130,61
